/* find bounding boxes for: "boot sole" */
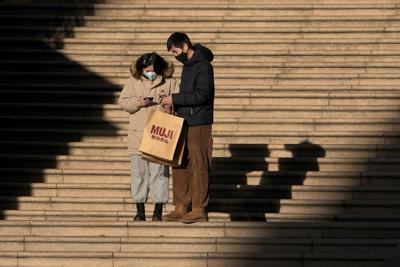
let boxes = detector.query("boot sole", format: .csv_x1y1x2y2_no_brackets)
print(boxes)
180,217,208,224
162,217,182,222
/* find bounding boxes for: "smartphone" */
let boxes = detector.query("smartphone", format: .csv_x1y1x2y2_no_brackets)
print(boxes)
143,97,153,102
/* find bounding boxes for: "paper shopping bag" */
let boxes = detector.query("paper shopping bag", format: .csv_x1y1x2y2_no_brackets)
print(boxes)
138,110,186,166
141,127,186,167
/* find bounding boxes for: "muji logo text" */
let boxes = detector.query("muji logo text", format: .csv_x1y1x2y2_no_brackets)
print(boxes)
150,125,174,144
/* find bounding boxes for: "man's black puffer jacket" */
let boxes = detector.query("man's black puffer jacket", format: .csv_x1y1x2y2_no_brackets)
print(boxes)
172,44,215,126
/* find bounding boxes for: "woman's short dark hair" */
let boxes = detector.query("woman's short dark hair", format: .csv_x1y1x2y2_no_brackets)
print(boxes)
166,32,192,51
130,52,174,79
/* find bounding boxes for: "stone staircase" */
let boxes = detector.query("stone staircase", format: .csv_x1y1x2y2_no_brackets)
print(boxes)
1,0,400,266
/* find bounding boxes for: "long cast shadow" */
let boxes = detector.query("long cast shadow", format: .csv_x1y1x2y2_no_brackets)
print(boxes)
0,0,119,219
277,141,326,198
210,141,325,221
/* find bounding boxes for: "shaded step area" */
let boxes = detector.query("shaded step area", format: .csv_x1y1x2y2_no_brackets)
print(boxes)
4,84,400,94
1,220,400,238
3,209,400,223
2,103,400,119
0,220,396,265
3,72,400,87
0,196,399,218
3,90,400,106
0,182,399,202
4,116,400,132
1,154,400,171
0,1,122,226
3,38,400,53
0,83,397,97
1,142,400,158
2,2,399,14
3,14,400,28
4,26,400,39
0,250,389,267
2,168,400,186
0,168,400,186
2,129,400,145
5,60,400,75
1,235,398,254
2,66,400,76
0,235,395,267
3,70,400,83
4,25,400,35
5,48,400,62
6,51,400,64
3,60,400,74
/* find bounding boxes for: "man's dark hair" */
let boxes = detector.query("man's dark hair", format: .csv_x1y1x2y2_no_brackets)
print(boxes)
166,32,192,51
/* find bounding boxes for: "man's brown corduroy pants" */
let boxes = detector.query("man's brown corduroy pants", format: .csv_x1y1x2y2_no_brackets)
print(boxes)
172,124,213,209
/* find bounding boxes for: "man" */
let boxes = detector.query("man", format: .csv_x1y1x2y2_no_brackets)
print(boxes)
162,32,214,223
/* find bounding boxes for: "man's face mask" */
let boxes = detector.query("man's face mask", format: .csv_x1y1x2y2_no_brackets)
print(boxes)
175,48,188,64
143,70,156,80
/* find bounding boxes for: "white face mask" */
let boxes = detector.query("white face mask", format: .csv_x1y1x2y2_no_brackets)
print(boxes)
143,70,156,81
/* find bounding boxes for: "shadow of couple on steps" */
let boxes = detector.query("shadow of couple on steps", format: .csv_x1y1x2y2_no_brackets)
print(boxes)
210,141,326,221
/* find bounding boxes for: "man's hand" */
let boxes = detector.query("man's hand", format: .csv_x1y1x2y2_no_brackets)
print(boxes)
139,97,152,107
162,96,173,107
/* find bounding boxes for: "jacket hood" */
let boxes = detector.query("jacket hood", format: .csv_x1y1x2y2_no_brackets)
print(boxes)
185,44,214,66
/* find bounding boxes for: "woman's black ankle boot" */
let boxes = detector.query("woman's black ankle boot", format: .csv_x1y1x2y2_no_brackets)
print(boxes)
133,203,146,221
152,203,163,221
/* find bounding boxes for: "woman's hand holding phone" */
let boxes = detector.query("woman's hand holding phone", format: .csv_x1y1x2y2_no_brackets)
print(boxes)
139,97,153,107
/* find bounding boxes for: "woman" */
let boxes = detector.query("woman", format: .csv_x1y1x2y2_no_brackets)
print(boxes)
118,52,178,221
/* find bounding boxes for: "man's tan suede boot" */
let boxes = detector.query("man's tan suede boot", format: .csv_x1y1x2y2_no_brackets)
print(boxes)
180,207,208,224
163,204,187,221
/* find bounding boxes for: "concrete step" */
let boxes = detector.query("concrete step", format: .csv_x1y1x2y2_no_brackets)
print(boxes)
6,58,400,67
4,84,400,103
4,26,400,39
4,25,400,34
2,168,400,186
0,196,399,214
3,0,399,5
6,60,400,74
1,153,400,171
3,69,400,82
66,30,400,39
0,182,399,201
6,48,400,63
4,83,400,93
0,235,397,254
0,220,399,239
0,251,389,267
61,56,400,66
0,169,396,188
4,60,400,73
4,70,400,79
3,37,400,53
4,7,400,19
2,128,400,144
4,89,400,109
2,141,400,158
2,209,400,222
5,36,400,44
3,73,400,87
3,116,400,132
2,103,400,119
2,2,398,11
5,16,400,32
4,48,400,62
3,13,400,22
